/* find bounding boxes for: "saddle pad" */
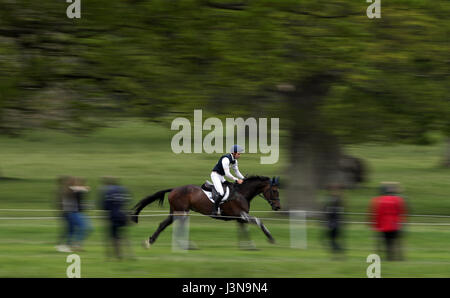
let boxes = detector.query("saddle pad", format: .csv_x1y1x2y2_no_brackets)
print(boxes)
202,186,230,204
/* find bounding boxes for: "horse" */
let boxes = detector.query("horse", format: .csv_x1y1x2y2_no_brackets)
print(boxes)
131,176,281,249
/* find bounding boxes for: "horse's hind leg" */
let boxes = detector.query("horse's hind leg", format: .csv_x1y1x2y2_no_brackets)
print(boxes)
145,215,174,248
240,212,275,244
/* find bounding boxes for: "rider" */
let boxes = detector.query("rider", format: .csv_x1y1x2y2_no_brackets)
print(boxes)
210,145,245,216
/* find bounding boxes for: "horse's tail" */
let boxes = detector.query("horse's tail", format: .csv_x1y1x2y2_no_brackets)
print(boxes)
131,188,173,223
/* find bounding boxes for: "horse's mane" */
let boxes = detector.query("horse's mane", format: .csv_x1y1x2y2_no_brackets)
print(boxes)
243,175,270,183
230,176,269,201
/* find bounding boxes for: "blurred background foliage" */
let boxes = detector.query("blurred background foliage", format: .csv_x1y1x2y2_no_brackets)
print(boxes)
0,0,449,208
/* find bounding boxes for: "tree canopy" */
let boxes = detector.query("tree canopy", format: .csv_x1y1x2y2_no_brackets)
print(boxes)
1,0,448,141
1,0,449,208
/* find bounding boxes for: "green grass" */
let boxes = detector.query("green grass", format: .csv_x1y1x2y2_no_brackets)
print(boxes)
0,216,449,278
0,119,449,277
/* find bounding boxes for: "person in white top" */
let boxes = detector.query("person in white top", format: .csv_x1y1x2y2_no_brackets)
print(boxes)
210,145,245,216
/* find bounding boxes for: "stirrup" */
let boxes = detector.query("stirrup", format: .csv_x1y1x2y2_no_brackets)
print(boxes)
212,201,221,216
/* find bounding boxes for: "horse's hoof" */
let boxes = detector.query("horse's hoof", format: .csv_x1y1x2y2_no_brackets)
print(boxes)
268,238,276,244
239,241,258,250
143,239,151,249
188,242,199,250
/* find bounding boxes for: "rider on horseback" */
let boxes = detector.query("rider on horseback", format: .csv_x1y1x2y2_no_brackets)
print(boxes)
210,145,245,216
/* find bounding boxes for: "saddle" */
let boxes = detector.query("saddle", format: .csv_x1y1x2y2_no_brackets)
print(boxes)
201,180,233,204
201,180,233,192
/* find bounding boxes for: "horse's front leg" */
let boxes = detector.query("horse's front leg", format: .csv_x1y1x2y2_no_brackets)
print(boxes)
240,212,275,244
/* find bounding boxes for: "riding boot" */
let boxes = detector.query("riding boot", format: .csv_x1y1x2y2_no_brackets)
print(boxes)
211,189,223,216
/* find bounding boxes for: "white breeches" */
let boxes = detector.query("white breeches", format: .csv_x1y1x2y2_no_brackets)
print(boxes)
211,171,226,196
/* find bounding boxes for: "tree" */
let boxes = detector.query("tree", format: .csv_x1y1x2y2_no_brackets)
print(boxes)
1,0,448,208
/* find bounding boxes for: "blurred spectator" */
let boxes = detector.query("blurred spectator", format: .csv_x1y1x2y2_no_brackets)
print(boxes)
62,176,92,252
338,155,368,189
323,184,345,256
100,176,133,259
55,175,72,253
369,182,407,261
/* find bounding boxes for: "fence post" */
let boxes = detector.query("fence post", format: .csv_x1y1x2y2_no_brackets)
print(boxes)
289,210,308,249
172,211,190,252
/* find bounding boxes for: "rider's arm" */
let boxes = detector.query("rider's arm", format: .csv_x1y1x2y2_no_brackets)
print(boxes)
222,158,239,181
231,161,245,179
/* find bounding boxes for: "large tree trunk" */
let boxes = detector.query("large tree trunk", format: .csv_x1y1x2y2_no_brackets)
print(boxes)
285,130,342,211
285,134,318,211
280,73,340,211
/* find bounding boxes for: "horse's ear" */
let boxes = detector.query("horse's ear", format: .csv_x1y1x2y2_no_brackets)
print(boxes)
275,176,280,186
270,177,275,186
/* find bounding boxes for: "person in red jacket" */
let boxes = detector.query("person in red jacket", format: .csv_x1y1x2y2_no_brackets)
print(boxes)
369,182,407,261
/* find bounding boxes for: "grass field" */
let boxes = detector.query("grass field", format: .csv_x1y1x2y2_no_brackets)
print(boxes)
0,120,449,277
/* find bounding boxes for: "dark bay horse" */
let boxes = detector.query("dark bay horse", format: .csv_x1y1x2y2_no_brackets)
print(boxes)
131,176,281,249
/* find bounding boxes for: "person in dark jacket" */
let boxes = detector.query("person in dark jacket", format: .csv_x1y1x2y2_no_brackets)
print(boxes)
323,184,345,256
100,176,133,259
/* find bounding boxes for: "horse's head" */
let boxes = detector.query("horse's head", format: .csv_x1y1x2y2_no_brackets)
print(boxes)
238,176,281,210
261,176,281,211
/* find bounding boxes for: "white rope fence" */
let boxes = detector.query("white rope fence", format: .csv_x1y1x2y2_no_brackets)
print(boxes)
0,209,449,226
2,208,450,218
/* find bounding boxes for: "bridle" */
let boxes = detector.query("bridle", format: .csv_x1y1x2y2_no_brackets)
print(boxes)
259,177,280,209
